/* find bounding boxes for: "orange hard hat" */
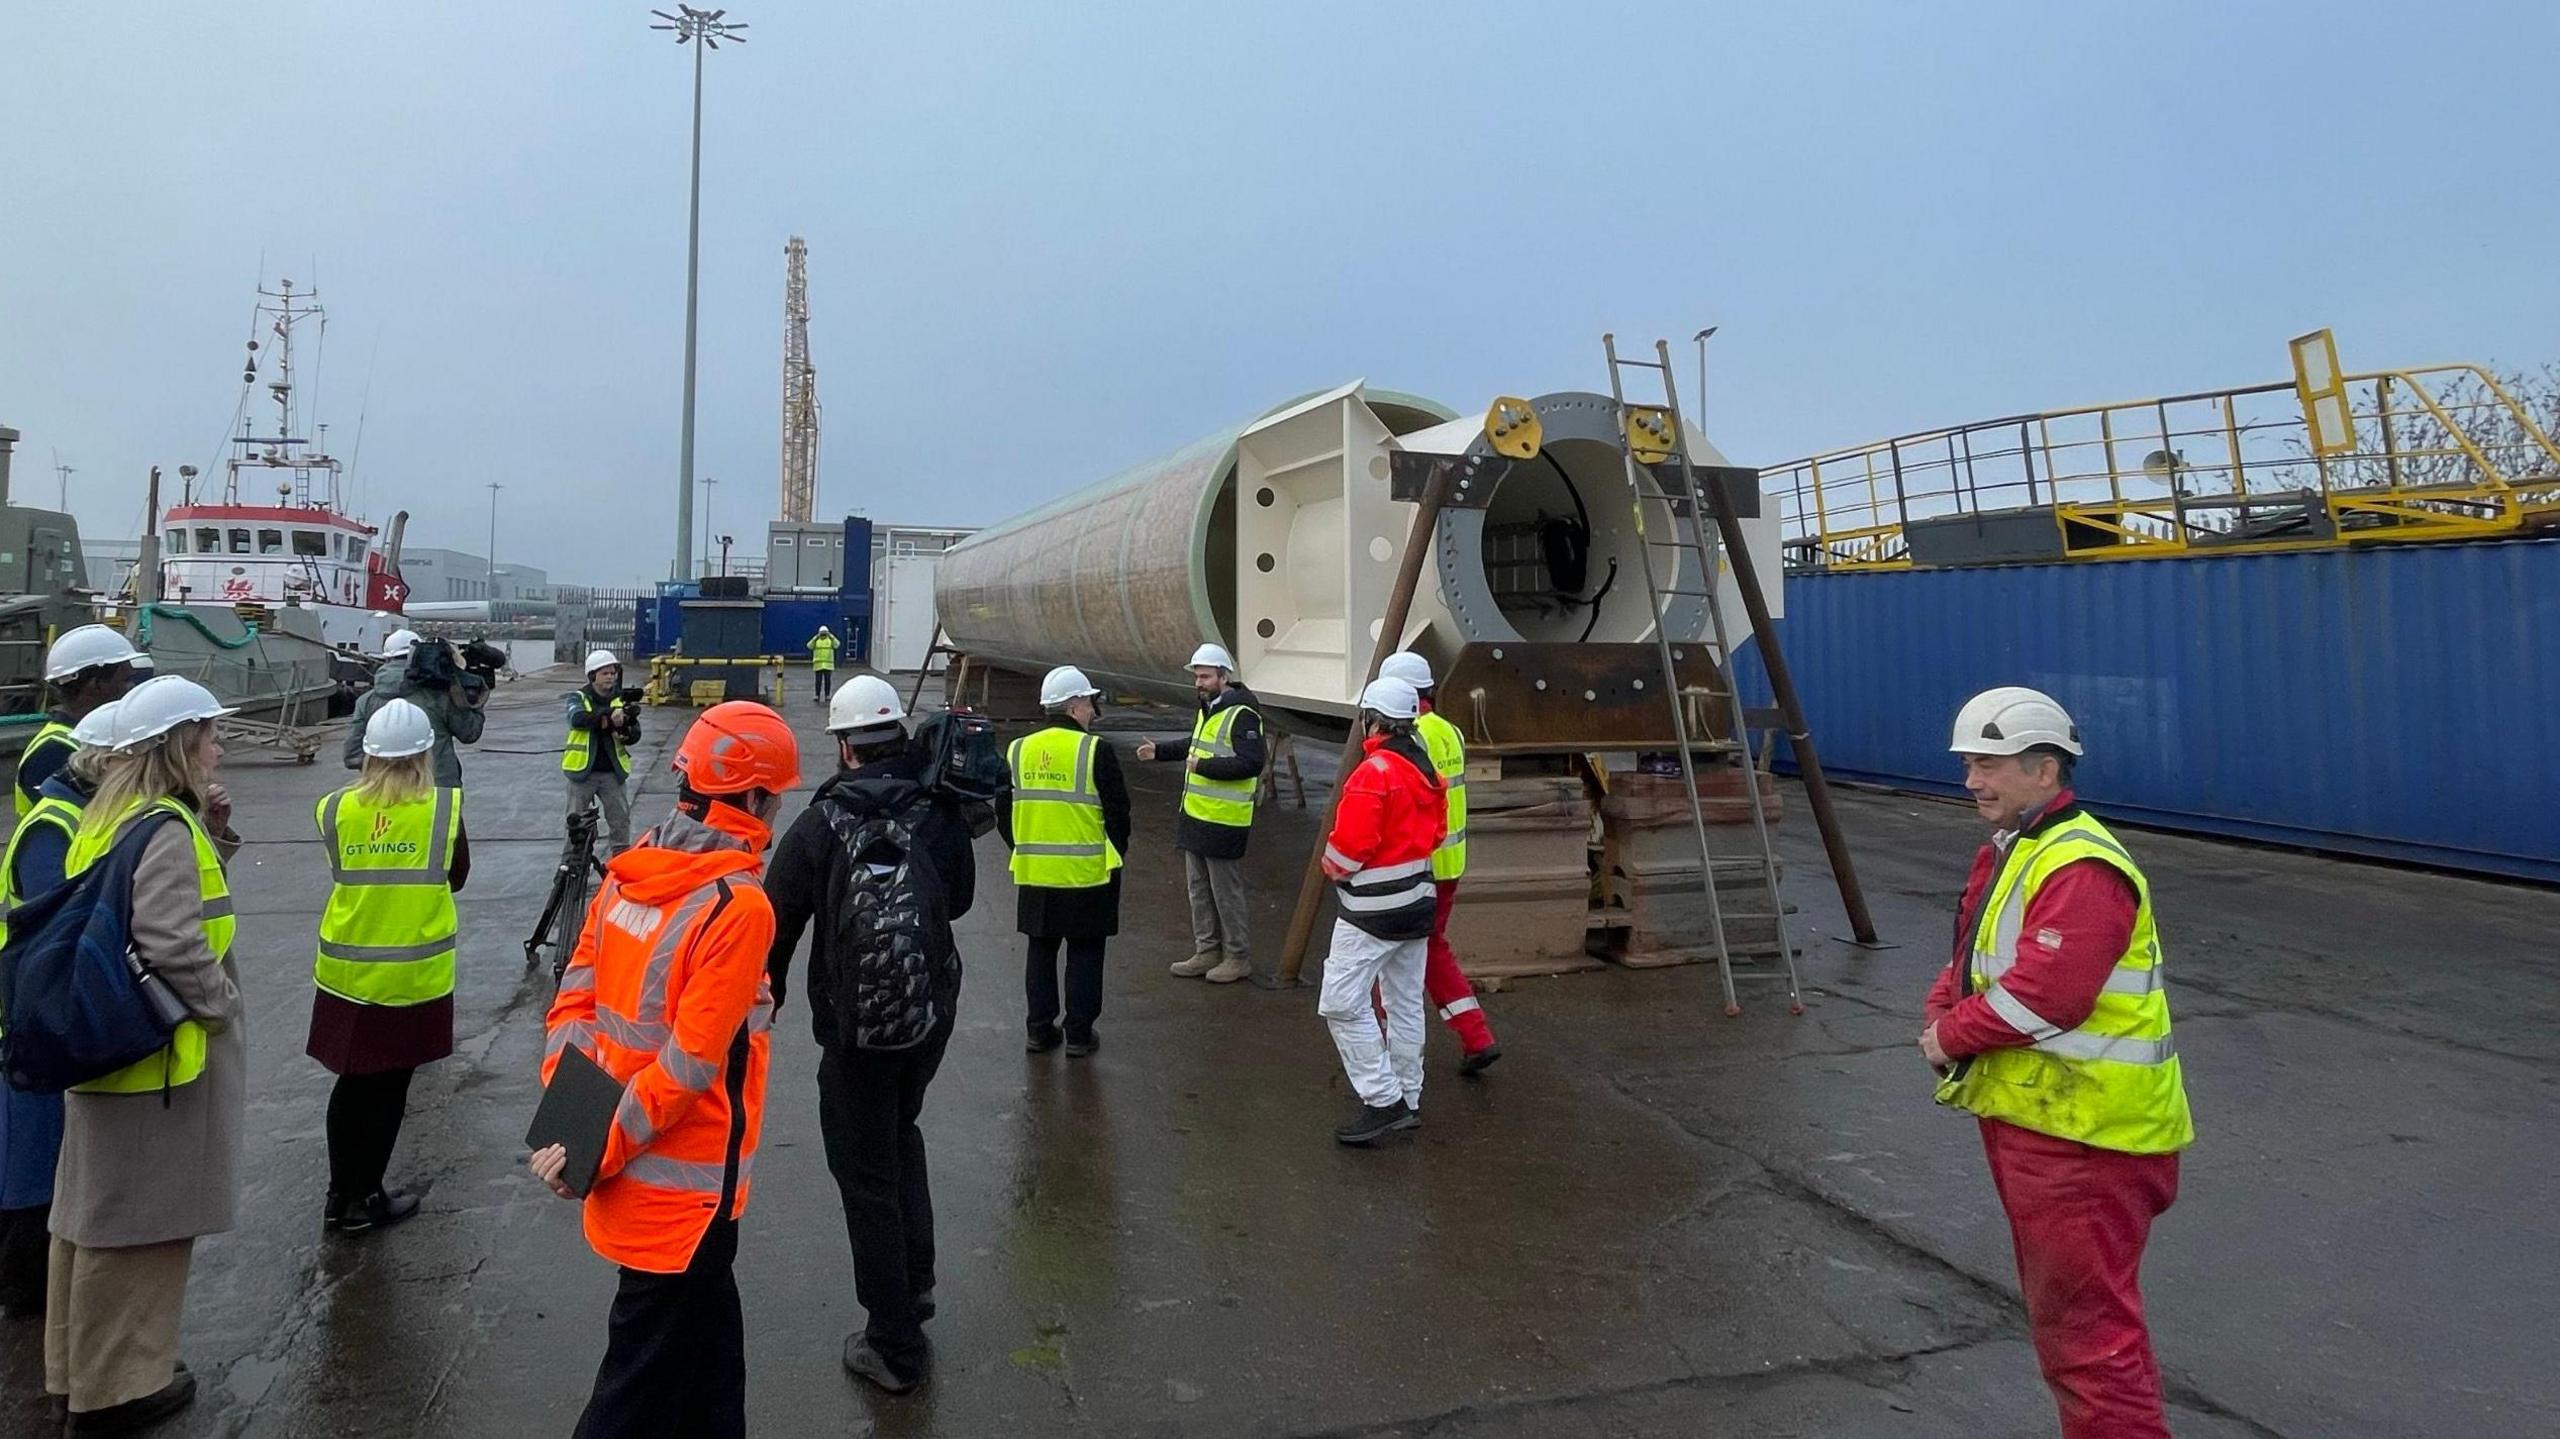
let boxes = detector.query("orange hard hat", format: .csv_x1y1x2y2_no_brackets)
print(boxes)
673,701,802,796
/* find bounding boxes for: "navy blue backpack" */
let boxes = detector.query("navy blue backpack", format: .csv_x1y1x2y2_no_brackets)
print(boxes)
0,812,190,1095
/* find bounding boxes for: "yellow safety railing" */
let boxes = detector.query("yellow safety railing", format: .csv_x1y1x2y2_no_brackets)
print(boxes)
1767,364,2560,571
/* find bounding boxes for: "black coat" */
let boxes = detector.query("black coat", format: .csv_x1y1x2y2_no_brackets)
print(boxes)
1149,682,1266,862
766,750,978,1049
996,720,1132,939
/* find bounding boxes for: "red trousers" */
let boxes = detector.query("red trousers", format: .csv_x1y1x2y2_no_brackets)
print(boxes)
1425,882,1495,1054
1980,1119,2180,1439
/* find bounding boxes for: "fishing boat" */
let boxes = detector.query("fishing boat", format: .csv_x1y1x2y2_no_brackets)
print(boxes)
153,278,409,653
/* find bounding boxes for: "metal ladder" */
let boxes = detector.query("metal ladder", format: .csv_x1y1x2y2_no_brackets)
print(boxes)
1603,334,1803,1016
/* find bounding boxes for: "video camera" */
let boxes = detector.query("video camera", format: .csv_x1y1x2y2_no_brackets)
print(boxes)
615,686,648,706
407,636,511,699
910,705,1009,836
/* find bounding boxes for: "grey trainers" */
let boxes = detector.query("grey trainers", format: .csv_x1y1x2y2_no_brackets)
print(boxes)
1204,954,1254,984
1333,1100,1420,1146
1169,952,1222,977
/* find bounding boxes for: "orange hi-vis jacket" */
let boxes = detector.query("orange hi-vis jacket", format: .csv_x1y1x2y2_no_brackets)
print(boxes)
542,802,778,1274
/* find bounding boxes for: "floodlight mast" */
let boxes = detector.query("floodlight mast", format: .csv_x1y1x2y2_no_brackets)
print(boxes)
646,5,747,578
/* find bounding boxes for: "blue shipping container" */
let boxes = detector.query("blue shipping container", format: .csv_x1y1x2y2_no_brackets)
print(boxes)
763,595,872,665
1733,538,2560,883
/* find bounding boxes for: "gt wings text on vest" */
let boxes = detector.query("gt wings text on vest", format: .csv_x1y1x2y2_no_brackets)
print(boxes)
1007,729,1121,888
315,788,462,1008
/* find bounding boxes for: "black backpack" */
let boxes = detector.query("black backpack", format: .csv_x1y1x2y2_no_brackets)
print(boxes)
1,813,193,1095
818,799,943,1052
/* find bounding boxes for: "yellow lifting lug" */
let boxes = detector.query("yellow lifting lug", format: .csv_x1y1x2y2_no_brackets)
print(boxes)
1484,396,1543,460
1624,404,1679,465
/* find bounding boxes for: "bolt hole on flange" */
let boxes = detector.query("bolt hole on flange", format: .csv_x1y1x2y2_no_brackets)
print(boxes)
1256,552,1276,573
1256,618,1276,638
1256,487,1276,507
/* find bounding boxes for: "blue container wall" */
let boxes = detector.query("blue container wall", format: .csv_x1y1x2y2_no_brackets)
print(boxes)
763,596,873,665
841,516,874,598
1733,539,2560,883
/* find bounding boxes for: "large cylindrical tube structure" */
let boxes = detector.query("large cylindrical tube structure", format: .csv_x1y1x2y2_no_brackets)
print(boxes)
937,382,1779,740
935,388,1451,704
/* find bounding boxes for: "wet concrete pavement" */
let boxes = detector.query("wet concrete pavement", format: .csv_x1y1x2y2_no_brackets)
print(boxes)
2,675,2552,1437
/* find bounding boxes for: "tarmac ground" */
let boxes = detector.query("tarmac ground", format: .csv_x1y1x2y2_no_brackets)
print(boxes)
1,670,2552,1437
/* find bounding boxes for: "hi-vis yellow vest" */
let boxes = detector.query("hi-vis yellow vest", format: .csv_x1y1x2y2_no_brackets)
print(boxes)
315,786,463,1008
0,792,83,947
1179,702,1256,829
809,632,838,668
1416,710,1468,881
562,691,631,776
1937,810,2193,1155
65,798,234,1095
14,720,75,818
1008,727,1120,889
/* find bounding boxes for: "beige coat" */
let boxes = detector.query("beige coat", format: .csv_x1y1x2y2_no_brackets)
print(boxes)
50,819,247,1250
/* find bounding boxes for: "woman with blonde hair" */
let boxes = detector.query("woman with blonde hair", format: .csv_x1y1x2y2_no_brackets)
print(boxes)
308,698,469,1238
45,675,242,1435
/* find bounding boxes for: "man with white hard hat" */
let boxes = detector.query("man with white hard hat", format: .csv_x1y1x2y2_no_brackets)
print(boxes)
342,628,485,787
1923,686,2192,1439
1316,674,1446,1146
1134,642,1265,984
15,624,150,819
1377,651,1501,1074
764,673,981,1392
998,666,1131,1056
562,649,644,855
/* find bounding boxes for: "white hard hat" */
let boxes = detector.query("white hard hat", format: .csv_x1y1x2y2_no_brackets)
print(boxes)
44,624,147,683
71,700,126,749
1358,676,1421,720
1040,665,1102,707
99,675,235,751
363,697,438,758
827,674,908,739
1187,643,1235,672
381,628,422,660
583,649,621,676
1949,686,2083,758
1377,651,1434,690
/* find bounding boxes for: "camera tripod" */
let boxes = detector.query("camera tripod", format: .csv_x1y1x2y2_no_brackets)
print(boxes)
524,809,608,982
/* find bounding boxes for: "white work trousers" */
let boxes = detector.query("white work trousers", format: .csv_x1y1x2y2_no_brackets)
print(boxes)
1317,919,1426,1110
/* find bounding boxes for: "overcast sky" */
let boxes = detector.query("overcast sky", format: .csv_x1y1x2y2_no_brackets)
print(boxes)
6,1,2554,588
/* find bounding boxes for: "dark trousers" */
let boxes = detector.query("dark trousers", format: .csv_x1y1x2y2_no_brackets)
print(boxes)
1024,936,1105,1042
325,1068,415,1199
573,1215,744,1439
814,668,833,699
817,1016,954,1380
0,1204,47,1313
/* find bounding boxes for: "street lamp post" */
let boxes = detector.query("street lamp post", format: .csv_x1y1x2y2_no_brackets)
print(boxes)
648,6,748,583
699,475,718,572
486,482,503,600
1692,327,1719,430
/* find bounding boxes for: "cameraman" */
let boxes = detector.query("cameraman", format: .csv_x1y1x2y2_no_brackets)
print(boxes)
342,629,486,787
563,649,643,854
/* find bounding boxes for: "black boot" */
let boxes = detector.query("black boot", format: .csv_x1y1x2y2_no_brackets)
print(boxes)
335,1189,421,1235
1025,1025,1063,1053
66,1367,195,1436
1333,1099,1419,1146
1458,1043,1504,1077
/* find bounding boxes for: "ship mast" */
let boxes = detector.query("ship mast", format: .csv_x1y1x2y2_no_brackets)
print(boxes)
229,278,343,512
